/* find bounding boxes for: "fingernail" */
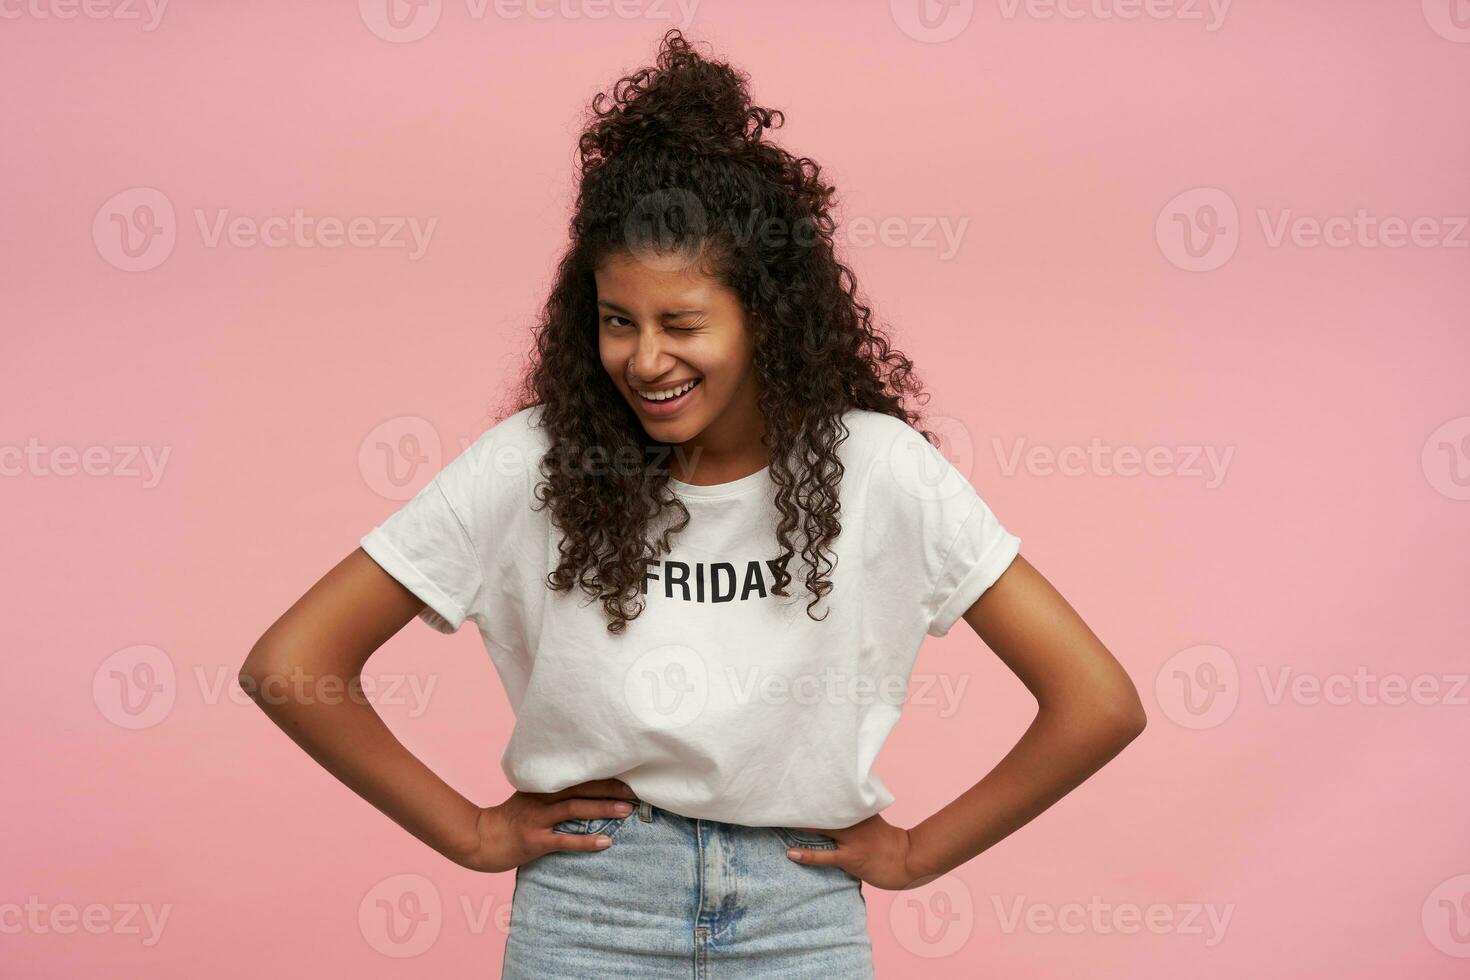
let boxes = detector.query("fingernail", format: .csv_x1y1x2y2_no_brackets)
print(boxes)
787,849,801,860
595,836,612,846
614,802,633,814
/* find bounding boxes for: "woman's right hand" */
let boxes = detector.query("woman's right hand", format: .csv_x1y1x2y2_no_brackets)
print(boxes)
450,778,641,873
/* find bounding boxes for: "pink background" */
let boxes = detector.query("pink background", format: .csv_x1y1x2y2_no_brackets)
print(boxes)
4,2,1469,976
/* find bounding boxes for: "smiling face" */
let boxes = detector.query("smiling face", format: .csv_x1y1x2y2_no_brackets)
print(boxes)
595,248,764,479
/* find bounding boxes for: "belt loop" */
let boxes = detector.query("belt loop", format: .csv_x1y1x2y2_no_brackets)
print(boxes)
637,798,653,822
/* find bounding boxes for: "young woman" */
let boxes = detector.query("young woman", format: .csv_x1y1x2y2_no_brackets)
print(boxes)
242,29,1146,978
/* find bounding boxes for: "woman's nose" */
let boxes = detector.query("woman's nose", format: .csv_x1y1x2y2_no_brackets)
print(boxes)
631,328,672,378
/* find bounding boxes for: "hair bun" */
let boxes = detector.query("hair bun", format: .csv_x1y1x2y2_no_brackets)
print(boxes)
580,29,784,168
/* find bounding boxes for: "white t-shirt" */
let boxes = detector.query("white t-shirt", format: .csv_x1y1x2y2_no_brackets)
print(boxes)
359,405,1021,829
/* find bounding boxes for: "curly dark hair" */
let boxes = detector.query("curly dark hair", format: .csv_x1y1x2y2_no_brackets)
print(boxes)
500,28,942,634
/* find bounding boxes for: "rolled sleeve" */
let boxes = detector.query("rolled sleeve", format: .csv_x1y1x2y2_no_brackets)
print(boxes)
927,497,1021,637
360,477,484,634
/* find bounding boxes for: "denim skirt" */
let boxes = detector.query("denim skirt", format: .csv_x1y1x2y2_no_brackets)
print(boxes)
501,797,874,978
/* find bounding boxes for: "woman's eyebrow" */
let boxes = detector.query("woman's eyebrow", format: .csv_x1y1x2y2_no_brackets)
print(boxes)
597,299,705,317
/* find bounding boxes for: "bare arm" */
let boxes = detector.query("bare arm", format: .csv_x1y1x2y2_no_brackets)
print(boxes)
238,548,636,871
903,553,1147,886
787,553,1147,888
239,548,486,863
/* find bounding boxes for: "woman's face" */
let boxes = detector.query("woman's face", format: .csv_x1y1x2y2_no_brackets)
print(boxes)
595,249,762,462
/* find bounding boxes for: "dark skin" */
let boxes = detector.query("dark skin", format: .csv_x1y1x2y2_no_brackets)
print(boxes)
241,247,1146,887
240,545,1143,886
782,553,1146,889
242,549,636,873
591,248,1147,888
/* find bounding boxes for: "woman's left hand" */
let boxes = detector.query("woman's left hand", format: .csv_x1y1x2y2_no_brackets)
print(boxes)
784,813,940,891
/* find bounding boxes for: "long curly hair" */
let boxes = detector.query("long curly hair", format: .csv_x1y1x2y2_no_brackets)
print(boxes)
502,28,940,634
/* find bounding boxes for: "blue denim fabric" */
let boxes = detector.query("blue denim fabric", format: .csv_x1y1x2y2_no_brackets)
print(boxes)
502,798,874,978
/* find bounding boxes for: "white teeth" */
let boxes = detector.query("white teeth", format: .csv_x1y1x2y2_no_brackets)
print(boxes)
639,379,699,401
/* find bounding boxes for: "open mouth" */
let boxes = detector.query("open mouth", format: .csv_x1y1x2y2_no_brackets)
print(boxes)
633,377,702,415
